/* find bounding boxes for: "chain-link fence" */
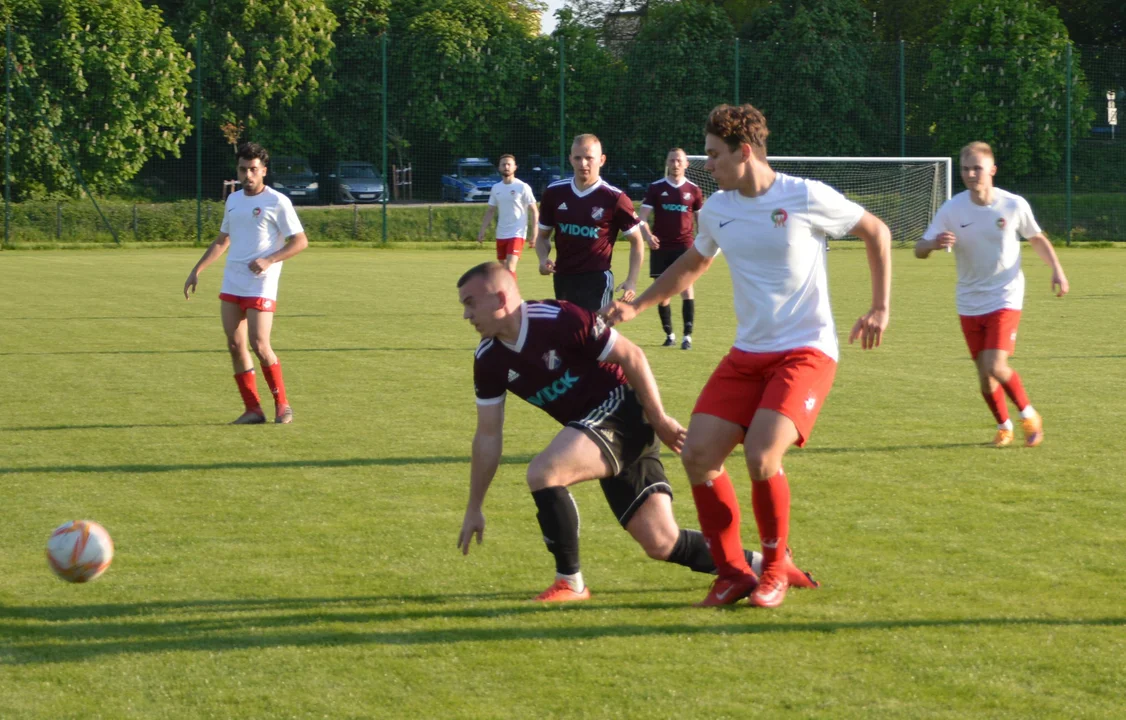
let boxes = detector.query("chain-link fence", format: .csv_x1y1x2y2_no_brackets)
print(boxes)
3,27,1124,246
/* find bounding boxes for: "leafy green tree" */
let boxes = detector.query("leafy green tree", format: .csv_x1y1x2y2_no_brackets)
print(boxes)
861,0,954,42
924,0,1093,179
741,0,895,156
1,0,193,198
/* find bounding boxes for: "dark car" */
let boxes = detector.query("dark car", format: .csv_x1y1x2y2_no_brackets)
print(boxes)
518,153,570,196
603,164,652,200
328,162,386,204
270,156,320,205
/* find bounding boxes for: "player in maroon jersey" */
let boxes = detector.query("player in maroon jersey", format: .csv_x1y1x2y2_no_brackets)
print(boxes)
456,262,819,601
639,148,704,349
535,134,650,312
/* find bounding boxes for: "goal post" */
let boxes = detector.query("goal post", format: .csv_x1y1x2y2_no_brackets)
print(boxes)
685,156,952,246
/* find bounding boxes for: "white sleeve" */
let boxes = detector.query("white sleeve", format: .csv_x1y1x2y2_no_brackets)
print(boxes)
1015,197,1043,239
806,180,866,239
220,197,233,234
692,203,721,258
922,202,950,241
276,197,304,238
523,185,536,207
488,185,498,207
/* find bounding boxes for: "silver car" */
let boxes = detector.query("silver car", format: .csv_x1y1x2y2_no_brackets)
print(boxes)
330,162,385,204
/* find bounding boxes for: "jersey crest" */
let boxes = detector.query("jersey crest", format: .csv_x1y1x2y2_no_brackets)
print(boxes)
591,206,605,221
771,208,788,227
543,349,561,370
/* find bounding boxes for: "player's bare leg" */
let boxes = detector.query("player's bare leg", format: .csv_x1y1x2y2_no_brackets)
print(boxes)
525,427,615,601
681,414,758,605
248,309,292,424
977,349,1040,446
743,409,800,608
222,302,264,424
503,253,519,275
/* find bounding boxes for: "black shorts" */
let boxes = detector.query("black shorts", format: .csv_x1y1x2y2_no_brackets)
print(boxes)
566,386,673,527
649,247,689,278
554,270,614,313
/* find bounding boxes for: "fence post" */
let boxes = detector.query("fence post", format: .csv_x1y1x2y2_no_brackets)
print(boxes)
1065,43,1072,246
195,30,202,247
734,38,740,106
559,36,565,173
428,205,433,236
381,32,388,245
353,203,359,240
56,202,61,239
132,203,138,239
899,39,906,157
4,22,11,250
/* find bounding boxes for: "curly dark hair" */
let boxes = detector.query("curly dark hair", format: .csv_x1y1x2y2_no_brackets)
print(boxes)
236,142,270,166
704,104,770,152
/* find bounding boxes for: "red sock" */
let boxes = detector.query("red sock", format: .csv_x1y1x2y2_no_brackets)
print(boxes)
982,385,1009,424
261,361,288,410
1000,371,1030,411
751,469,790,569
234,369,262,413
690,471,752,578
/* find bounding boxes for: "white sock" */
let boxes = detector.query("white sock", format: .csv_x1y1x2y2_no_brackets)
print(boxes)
999,419,1013,431
1020,405,1037,420
684,335,692,342
667,333,676,341
557,571,584,593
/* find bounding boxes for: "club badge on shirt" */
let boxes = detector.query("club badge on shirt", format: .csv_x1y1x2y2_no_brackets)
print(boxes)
996,217,1006,229
253,207,262,218
543,349,561,370
591,207,605,221
772,209,788,227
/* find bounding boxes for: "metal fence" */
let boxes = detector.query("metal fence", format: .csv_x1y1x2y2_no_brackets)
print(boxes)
3,27,1124,246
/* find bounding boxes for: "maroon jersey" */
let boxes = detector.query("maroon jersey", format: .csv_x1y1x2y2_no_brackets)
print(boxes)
641,178,703,250
539,179,642,274
474,300,627,425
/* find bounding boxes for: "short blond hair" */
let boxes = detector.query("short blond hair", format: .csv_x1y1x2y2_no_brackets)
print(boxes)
572,133,601,148
960,141,994,160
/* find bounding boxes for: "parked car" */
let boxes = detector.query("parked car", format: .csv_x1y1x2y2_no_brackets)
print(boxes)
441,158,501,202
328,162,385,204
518,153,570,196
270,156,320,205
603,164,653,200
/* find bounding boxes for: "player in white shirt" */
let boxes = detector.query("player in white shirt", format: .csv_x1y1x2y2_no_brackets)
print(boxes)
916,141,1069,448
477,155,538,275
183,143,309,424
603,103,892,609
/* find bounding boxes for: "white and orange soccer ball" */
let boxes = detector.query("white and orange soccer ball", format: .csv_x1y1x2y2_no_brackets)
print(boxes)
46,520,114,583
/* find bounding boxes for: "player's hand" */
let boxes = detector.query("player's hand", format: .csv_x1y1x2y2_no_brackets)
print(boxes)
1051,269,1069,297
457,507,486,555
934,232,956,251
183,271,199,299
647,234,660,250
616,279,636,303
539,259,555,275
652,414,687,455
848,307,889,350
476,232,485,247
599,299,638,327
248,258,272,275
528,236,536,249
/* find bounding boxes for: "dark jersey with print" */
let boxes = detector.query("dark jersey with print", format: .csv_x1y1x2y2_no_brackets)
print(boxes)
641,178,703,250
473,300,627,425
538,179,642,275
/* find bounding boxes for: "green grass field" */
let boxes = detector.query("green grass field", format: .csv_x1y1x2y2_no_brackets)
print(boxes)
1,246,1124,718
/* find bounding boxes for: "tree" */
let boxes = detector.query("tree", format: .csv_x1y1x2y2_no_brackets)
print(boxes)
1,0,193,198
741,0,895,156
924,0,1093,180
1046,0,1126,46
861,0,954,42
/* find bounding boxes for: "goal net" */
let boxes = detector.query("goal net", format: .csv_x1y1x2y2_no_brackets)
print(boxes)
686,156,952,246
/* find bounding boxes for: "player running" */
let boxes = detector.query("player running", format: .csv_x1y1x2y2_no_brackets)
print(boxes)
602,104,892,609
477,155,539,275
639,148,703,349
183,143,308,424
916,141,1069,447
456,262,818,601
535,134,650,311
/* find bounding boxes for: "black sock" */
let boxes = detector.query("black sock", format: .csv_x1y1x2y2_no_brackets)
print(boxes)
666,529,762,574
658,303,673,335
682,299,695,337
531,487,581,575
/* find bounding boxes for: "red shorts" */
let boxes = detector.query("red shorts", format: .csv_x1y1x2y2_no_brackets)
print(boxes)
960,309,1020,359
219,293,277,312
693,347,837,447
495,237,525,260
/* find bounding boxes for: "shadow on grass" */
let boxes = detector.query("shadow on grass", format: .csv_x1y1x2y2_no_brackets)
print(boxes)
799,442,984,454
0,422,223,432
0,455,535,475
0,347,465,357
2,594,1122,664
3,314,328,321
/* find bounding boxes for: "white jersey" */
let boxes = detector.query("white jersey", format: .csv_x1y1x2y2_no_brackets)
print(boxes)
219,186,304,300
923,188,1041,316
694,173,865,361
488,178,537,239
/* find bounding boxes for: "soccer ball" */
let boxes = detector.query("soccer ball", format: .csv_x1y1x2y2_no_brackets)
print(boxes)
46,520,114,583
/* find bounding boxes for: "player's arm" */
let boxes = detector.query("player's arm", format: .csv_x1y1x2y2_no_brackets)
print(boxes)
602,246,712,325
604,333,686,453
477,205,497,245
915,206,953,258
459,400,505,555
535,224,555,275
1026,233,1069,296
184,232,230,298
637,206,658,249
526,203,539,248
847,211,892,349
249,232,309,275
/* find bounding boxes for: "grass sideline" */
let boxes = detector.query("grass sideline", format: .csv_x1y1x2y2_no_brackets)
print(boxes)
1,247,1124,718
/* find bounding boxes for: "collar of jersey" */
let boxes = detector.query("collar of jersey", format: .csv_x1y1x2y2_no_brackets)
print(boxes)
570,178,604,198
500,302,530,353
664,177,687,188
